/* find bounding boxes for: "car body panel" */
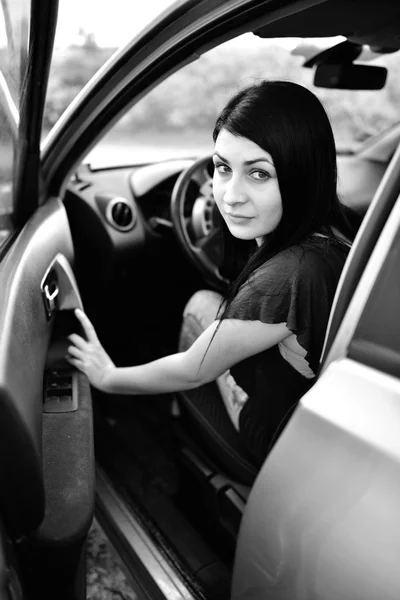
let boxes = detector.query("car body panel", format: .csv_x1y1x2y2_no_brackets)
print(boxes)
233,358,400,600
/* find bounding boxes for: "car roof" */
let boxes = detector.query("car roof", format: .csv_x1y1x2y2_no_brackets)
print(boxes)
254,0,400,52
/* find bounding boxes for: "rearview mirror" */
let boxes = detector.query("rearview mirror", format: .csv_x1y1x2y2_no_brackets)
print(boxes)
314,63,387,90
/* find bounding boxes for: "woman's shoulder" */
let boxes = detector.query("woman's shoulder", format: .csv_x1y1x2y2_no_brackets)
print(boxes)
251,233,350,286
228,233,349,325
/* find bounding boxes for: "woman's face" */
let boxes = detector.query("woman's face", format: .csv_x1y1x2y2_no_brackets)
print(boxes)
212,129,282,245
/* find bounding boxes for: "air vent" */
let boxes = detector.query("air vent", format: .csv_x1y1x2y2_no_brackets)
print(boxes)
105,197,136,232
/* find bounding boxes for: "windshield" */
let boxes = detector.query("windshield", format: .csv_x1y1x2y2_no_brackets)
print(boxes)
0,0,30,239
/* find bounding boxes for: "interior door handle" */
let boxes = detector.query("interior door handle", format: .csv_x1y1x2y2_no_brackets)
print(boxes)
41,254,83,320
43,281,59,317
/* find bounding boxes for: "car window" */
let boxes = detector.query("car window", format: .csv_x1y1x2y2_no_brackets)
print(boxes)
43,0,178,138
83,34,400,166
0,0,30,245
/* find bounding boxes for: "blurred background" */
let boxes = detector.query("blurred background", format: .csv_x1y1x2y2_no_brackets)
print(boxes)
1,0,400,168
41,0,400,165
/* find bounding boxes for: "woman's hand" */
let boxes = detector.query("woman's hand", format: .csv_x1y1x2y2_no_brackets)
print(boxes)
66,308,116,392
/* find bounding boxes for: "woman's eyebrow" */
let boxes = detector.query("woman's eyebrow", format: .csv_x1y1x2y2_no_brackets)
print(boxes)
213,152,227,162
212,153,274,167
244,158,274,167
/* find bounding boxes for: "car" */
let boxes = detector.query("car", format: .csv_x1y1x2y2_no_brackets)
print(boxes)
1,0,400,598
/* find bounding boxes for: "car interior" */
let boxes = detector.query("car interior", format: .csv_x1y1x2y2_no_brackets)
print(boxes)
1,0,400,599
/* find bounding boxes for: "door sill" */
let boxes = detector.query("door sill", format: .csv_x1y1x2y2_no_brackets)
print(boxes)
95,464,202,600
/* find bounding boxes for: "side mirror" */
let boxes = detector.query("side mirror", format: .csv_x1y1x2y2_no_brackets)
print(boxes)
314,63,387,90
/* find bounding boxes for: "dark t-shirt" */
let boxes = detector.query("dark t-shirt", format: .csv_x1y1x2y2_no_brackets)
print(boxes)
224,235,350,464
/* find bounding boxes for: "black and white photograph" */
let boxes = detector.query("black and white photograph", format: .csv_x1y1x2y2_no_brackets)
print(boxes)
0,1,400,599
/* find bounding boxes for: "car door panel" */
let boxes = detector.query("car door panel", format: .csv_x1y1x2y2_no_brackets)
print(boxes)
0,197,94,594
0,198,75,536
232,358,400,600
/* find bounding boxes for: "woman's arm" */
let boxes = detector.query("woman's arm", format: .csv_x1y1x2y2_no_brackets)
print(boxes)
66,308,291,395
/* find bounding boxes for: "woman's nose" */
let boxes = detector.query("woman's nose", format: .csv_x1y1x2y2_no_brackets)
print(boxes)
223,177,246,205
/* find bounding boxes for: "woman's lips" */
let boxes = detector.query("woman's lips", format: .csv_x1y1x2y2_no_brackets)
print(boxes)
225,212,254,224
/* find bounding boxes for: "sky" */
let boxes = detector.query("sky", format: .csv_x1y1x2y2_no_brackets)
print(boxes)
0,0,180,49
55,0,183,48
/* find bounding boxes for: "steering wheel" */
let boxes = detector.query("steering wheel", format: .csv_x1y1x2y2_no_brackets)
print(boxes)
170,155,227,288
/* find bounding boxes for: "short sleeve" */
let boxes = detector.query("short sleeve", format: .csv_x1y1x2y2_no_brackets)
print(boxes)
225,244,341,373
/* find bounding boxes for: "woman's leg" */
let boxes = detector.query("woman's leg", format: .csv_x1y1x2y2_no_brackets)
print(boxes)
179,290,249,430
179,290,223,351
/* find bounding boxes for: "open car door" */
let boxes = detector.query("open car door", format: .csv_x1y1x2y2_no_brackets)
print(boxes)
0,1,95,598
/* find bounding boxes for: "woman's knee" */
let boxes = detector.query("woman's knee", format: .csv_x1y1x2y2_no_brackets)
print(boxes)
183,290,223,328
179,290,223,351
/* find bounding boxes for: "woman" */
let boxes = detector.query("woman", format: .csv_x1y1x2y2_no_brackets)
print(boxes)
67,81,358,465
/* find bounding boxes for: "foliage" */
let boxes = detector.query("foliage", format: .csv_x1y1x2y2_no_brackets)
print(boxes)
44,44,115,130
43,41,400,147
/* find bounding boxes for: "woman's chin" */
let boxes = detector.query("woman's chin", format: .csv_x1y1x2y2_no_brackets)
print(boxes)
224,221,255,240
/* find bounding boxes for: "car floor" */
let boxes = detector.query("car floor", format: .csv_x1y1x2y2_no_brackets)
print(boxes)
92,390,233,600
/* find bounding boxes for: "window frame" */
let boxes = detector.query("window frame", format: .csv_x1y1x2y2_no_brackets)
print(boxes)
0,0,59,247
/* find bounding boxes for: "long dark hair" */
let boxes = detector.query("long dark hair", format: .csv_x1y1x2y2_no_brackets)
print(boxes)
212,80,359,319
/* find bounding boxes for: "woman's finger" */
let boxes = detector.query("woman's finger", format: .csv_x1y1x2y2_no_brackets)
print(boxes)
67,345,82,359
66,356,85,371
67,333,87,350
74,308,98,343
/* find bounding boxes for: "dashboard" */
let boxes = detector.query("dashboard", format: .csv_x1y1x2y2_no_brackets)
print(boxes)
65,158,199,256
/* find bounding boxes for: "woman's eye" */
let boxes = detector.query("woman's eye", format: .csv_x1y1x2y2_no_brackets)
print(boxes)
250,169,270,181
214,162,231,175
